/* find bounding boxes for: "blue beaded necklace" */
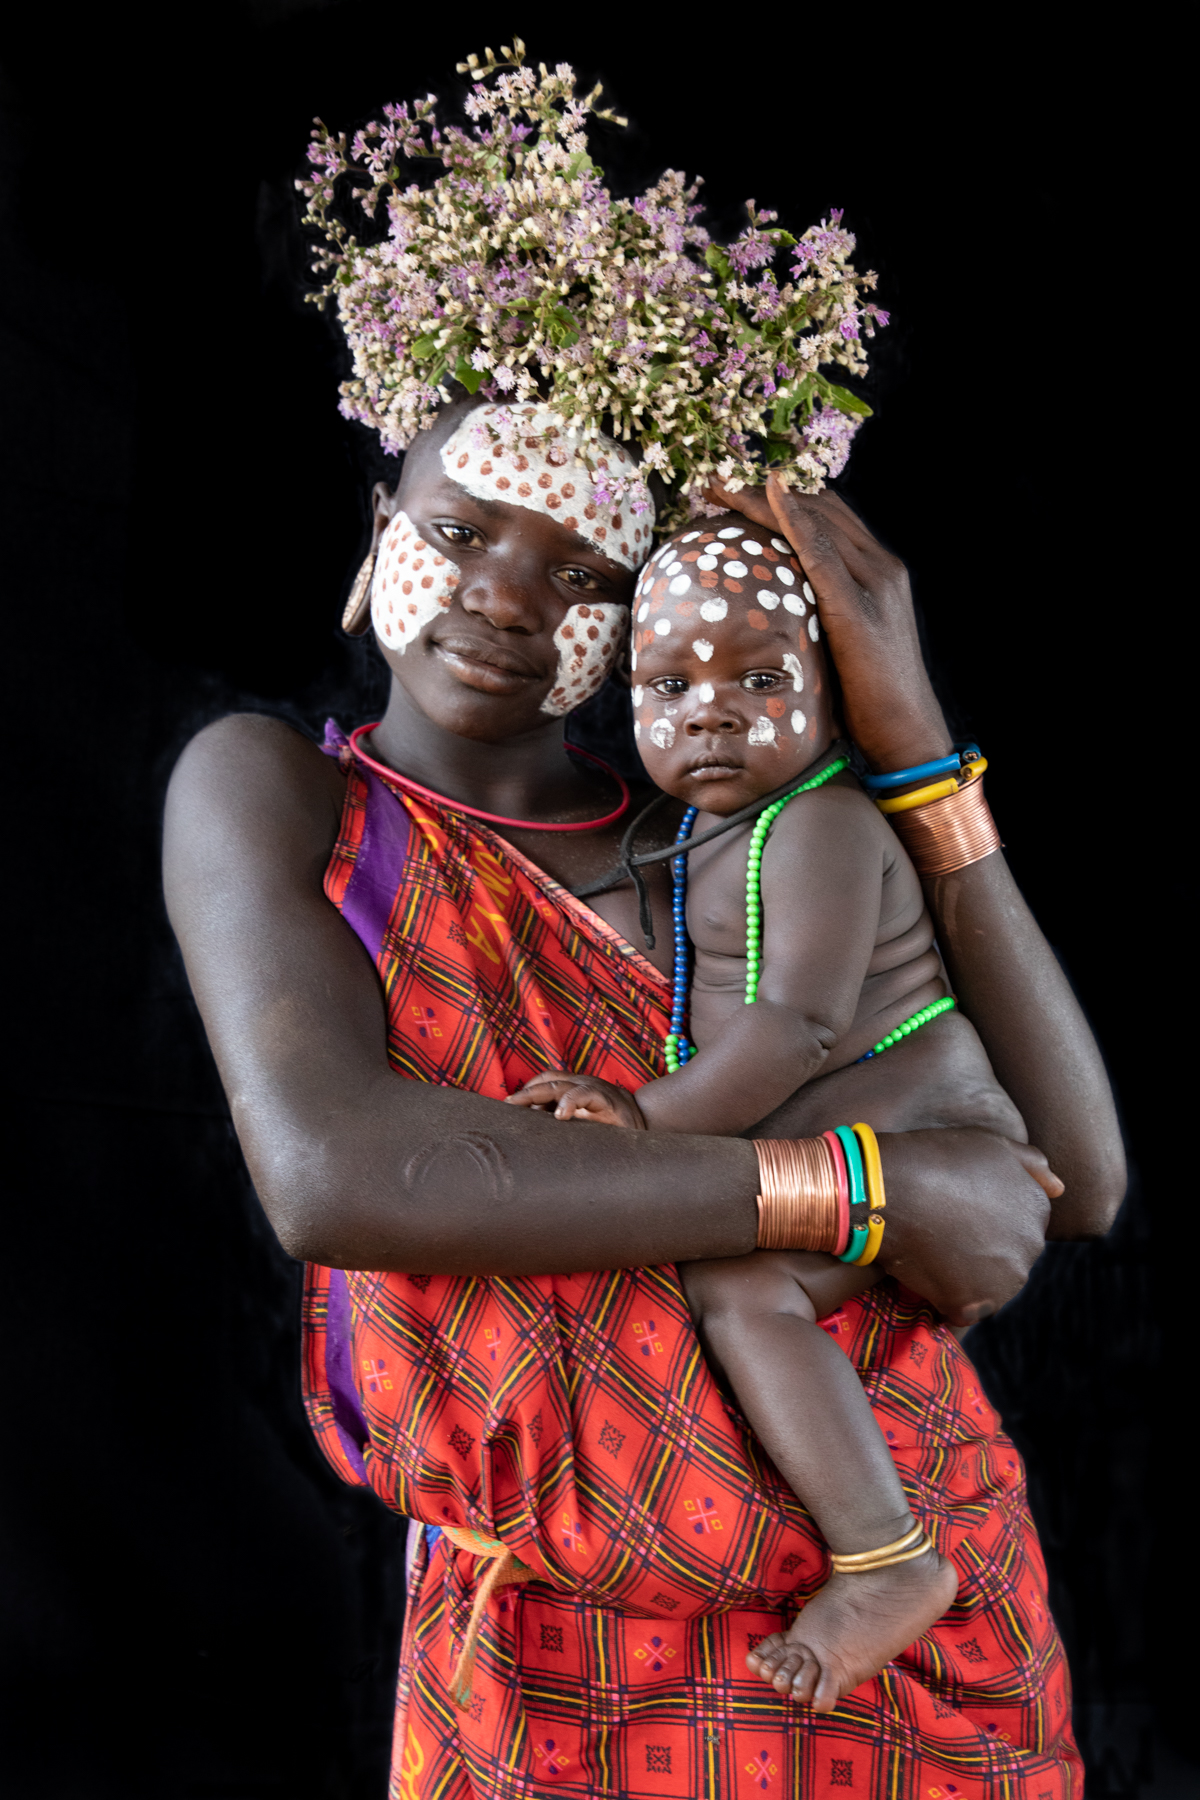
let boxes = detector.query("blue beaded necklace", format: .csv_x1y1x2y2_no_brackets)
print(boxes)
663,757,847,1073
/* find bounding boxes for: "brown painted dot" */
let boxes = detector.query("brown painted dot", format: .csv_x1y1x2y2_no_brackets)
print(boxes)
584,504,597,520
699,533,716,544
725,578,744,594
747,609,769,630
456,453,469,469
587,626,600,640
433,555,445,567
517,483,532,498
561,483,575,499
766,696,786,717
681,551,700,562
402,580,413,595
514,454,529,472
595,526,607,540
524,437,539,450
699,573,719,588
613,513,622,529
760,545,778,561
621,542,629,556
675,600,695,617
496,477,511,490
407,602,417,614
537,472,553,490
480,460,493,476
546,493,561,509
561,625,575,639
397,551,408,565
789,557,801,571
563,515,578,530
578,605,592,617
753,564,774,581
412,558,424,570
421,575,433,589
414,540,426,552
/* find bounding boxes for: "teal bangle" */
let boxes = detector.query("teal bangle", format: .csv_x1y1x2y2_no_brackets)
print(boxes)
836,1126,869,1261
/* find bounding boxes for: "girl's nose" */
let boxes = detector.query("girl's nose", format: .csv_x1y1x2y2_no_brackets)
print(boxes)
458,567,542,633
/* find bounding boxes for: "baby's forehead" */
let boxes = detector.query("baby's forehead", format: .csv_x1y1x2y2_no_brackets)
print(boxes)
633,520,811,642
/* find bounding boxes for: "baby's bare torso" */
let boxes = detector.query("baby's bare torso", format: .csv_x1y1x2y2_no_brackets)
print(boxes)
685,776,942,1076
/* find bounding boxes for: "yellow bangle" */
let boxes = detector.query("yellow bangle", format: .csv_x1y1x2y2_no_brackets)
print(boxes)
850,1124,886,1264
875,757,989,815
853,1211,885,1265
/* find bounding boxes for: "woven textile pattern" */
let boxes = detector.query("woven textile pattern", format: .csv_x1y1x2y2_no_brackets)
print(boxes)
302,725,1081,1798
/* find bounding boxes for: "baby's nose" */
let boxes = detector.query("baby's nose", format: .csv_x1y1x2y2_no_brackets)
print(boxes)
686,684,740,732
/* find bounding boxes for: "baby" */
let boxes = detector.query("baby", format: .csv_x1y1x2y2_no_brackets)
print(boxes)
508,512,996,1710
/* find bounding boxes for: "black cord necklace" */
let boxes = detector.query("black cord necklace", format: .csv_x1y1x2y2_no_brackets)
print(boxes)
570,740,850,947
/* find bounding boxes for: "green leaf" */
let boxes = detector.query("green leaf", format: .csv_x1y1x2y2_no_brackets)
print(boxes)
705,245,731,281
411,334,438,360
822,380,873,418
454,355,485,394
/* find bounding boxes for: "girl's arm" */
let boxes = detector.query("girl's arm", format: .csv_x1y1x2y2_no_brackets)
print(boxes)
164,711,1054,1320
713,477,1126,1240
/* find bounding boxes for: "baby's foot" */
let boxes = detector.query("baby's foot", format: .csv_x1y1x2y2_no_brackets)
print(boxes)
747,1548,958,1712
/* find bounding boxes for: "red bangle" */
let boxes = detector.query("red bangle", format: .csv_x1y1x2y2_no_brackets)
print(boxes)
822,1130,851,1254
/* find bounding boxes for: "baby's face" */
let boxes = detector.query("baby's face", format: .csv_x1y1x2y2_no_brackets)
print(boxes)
631,515,832,816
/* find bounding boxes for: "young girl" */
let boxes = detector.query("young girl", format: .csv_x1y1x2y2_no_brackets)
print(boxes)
508,511,1009,1710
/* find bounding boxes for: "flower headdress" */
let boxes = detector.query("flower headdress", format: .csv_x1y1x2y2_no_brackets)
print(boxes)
300,42,888,531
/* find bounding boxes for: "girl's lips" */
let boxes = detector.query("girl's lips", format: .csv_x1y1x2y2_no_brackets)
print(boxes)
433,636,541,691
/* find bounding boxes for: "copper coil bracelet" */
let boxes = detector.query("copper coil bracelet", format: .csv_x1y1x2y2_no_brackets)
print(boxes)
754,1137,843,1252
886,774,1002,879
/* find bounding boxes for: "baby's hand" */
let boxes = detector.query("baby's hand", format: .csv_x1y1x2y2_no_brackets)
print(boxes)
504,1070,646,1129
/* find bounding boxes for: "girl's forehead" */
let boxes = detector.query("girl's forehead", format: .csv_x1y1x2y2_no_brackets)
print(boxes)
632,521,813,650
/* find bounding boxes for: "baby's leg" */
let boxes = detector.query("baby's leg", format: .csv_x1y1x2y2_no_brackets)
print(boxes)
680,1253,957,1711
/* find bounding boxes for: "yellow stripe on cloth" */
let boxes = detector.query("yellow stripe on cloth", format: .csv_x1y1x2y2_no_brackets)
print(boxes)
440,1526,538,1710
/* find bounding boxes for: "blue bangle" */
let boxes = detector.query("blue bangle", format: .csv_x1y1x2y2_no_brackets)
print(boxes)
861,743,980,794
836,1126,869,1261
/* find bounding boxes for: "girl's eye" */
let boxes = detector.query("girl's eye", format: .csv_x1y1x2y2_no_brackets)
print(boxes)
560,566,601,589
650,678,688,697
438,523,479,546
743,671,784,692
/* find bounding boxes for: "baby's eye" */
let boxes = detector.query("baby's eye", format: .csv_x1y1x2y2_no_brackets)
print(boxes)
742,670,785,692
437,522,481,547
650,677,688,697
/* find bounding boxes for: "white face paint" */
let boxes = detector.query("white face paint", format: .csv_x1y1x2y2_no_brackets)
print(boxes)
697,681,715,703
791,709,807,736
692,638,714,661
808,613,820,642
717,527,742,539
724,560,749,579
771,537,791,554
654,617,672,635
782,653,805,693
371,510,461,652
756,590,781,610
783,593,806,615
632,686,644,706
542,601,627,717
741,540,763,554
748,717,777,746
777,567,796,586
699,597,728,623
803,581,816,605
649,718,676,750
440,404,653,569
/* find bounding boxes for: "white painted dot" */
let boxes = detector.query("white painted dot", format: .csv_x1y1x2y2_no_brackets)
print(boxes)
697,681,715,703
718,526,742,538
632,686,644,706
777,567,795,586
782,652,804,692
630,649,638,669
681,531,701,542
634,719,642,738
808,613,820,641
803,581,815,604
783,593,805,616
741,540,763,555
700,597,728,623
725,561,749,579
696,555,718,571
665,560,683,576
649,717,676,749
771,537,791,554
791,709,807,735
748,717,777,745
692,638,714,661
655,617,672,634
637,602,649,622
664,704,678,717
756,590,780,610
668,575,691,596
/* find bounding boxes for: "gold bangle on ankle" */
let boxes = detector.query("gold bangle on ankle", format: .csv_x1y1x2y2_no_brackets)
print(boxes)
828,1522,934,1574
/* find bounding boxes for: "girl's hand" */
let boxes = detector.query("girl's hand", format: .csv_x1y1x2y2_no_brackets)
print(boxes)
505,1071,647,1129
705,476,951,773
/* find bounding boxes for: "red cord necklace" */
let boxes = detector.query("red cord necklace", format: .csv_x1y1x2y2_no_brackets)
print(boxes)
348,723,631,833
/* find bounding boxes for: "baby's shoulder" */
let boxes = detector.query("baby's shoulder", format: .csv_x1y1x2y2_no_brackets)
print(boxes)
771,772,887,844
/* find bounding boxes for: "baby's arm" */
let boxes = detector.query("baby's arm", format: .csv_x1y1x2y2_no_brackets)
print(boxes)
637,785,884,1137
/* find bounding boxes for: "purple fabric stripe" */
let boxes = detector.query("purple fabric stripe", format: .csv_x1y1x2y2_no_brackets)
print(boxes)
343,771,411,964
325,1268,369,1481
321,719,412,967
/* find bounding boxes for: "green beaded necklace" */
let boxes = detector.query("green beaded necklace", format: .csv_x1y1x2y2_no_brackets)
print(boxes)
744,756,849,1002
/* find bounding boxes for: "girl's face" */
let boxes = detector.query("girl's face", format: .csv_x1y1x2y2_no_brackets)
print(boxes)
631,515,833,814
370,403,639,743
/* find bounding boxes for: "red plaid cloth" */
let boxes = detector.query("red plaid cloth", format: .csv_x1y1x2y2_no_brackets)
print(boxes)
303,728,1081,1798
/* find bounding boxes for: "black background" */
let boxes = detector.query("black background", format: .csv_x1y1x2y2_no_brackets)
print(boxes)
1,7,1184,1797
